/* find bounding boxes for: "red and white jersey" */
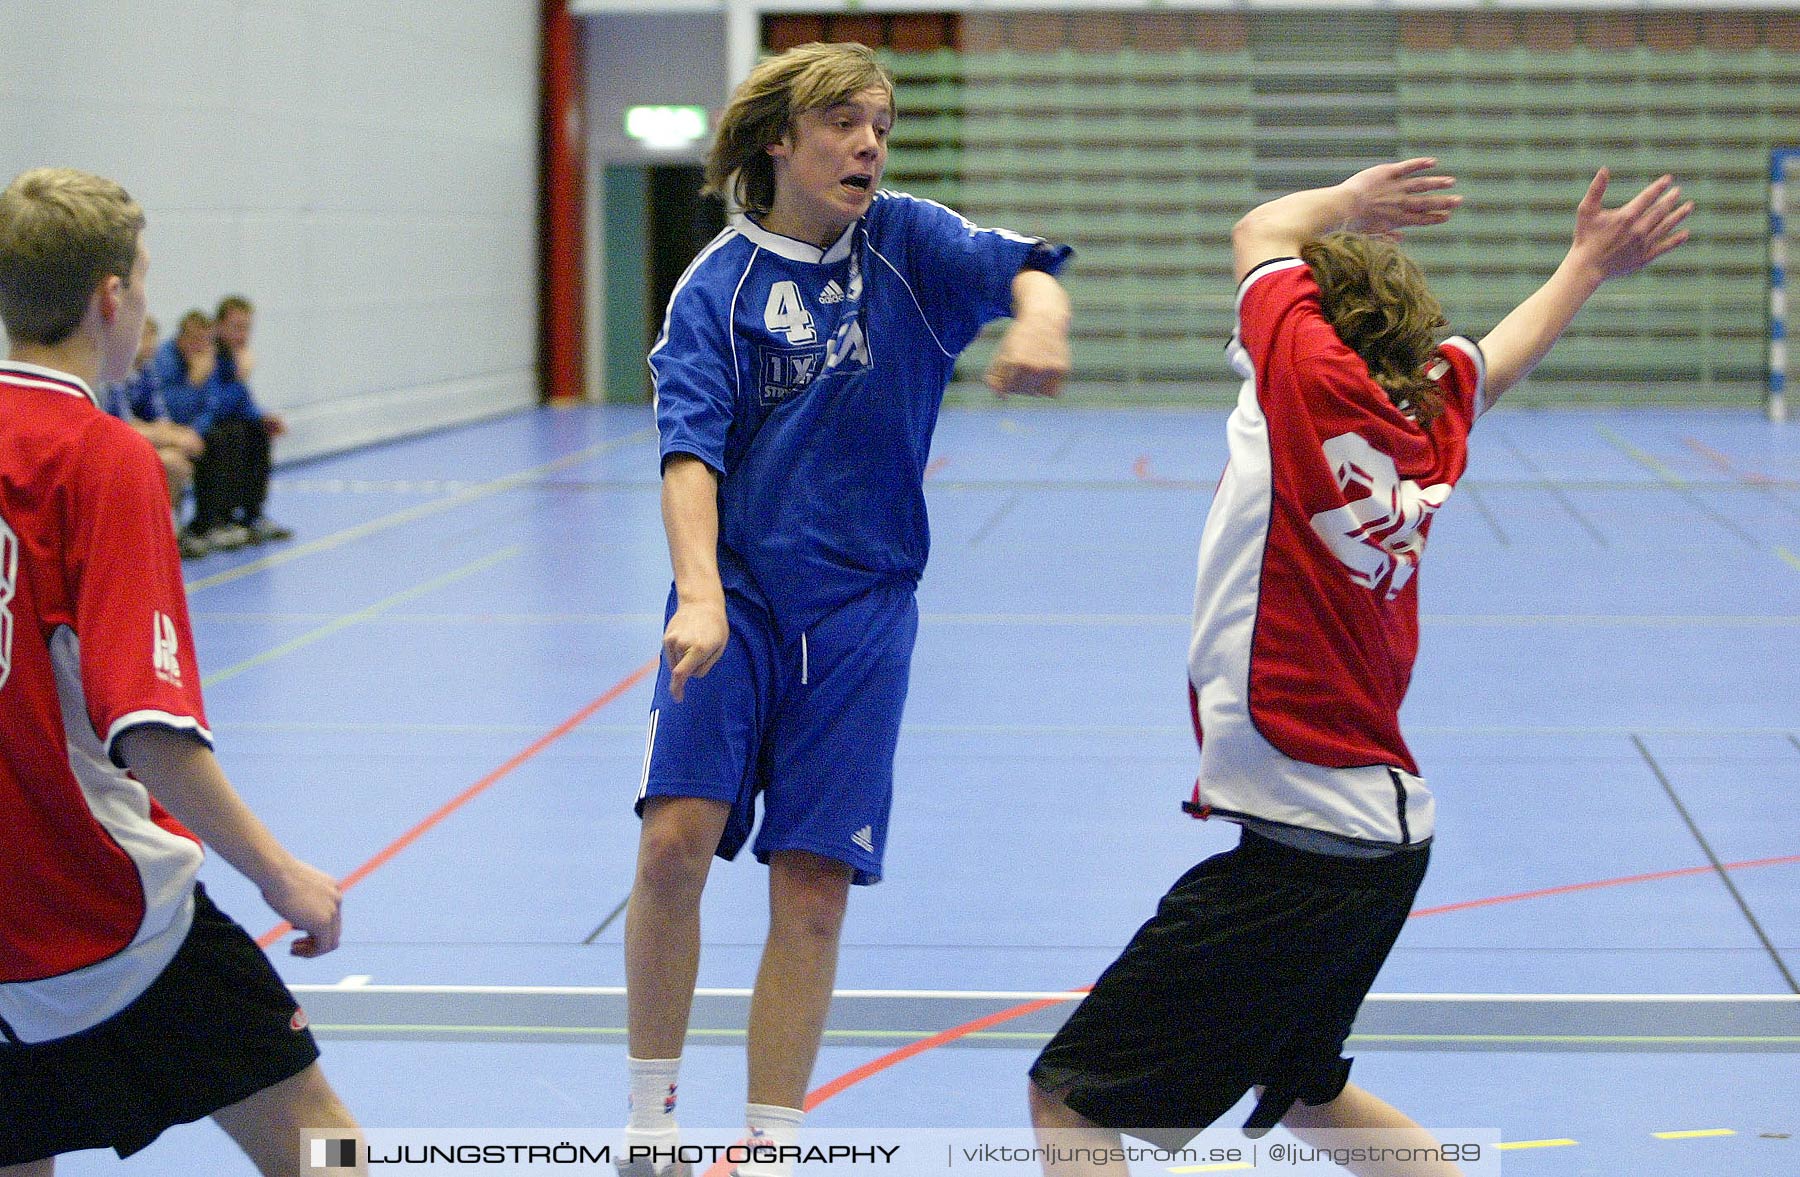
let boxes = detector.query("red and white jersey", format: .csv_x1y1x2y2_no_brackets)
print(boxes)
1186,259,1485,845
0,361,212,1044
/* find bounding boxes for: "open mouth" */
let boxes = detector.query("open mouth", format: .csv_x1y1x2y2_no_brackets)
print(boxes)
841,174,873,192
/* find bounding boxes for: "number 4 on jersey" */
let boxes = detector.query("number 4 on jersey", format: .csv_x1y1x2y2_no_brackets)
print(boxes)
763,281,816,344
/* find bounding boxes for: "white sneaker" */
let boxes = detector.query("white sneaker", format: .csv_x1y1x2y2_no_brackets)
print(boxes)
203,523,252,551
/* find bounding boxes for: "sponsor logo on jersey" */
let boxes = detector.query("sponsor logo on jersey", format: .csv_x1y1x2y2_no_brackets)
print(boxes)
759,345,827,405
852,824,875,854
0,516,17,692
822,317,870,374
152,611,182,687
818,279,845,304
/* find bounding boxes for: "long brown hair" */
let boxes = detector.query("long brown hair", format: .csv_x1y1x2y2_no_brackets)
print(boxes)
1300,231,1448,426
704,42,896,216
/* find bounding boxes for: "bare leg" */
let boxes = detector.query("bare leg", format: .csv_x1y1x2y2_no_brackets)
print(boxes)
211,1062,364,1177
0,1159,54,1177
1028,1079,1131,1176
745,850,852,1107
1280,1082,1463,1177
625,796,730,1058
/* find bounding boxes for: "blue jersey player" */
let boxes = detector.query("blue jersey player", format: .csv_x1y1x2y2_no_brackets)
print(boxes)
619,41,1073,1177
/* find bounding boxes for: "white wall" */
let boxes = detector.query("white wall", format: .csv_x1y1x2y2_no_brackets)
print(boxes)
0,0,541,462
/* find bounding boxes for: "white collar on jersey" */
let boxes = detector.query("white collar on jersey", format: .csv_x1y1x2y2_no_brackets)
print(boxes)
731,214,857,265
0,360,98,406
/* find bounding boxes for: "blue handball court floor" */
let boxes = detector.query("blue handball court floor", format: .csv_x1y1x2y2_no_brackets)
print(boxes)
52,401,1800,1175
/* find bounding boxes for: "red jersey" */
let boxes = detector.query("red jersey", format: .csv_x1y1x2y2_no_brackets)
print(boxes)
1186,259,1485,845
0,362,213,1043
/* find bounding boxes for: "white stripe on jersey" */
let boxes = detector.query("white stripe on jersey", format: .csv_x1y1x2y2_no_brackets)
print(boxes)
0,361,98,405
864,240,951,358
648,225,738,366
876,189,1039,246
647,228,754,410
1,626,205,1041
104,709,216,760
1441,337,1491,418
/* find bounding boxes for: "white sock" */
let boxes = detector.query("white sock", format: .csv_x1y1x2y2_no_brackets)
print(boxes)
625,1056,682,1169
737,1103,804,1177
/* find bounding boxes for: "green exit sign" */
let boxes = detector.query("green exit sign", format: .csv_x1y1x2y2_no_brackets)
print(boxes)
624,106,708,149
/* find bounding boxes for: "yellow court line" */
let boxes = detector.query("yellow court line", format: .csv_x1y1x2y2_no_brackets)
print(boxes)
201,546,522,687
1777,546,1800,573
1653,1128,1737,1140
1596,426,1687,484
1497,1138,1579,1151
184,425,655,594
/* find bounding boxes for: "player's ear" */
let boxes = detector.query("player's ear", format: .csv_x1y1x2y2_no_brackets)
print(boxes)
93,273,122,324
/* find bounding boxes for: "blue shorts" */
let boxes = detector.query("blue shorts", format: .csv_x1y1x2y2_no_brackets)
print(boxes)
636,581,918,885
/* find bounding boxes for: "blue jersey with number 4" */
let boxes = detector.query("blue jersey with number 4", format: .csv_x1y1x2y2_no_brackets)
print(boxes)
651,190,1069,630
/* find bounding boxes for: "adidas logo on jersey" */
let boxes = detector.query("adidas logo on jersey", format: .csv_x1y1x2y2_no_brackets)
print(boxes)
852,825,875,854
818,280,845,304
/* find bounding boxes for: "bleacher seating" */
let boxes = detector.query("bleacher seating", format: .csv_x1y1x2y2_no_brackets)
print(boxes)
875,26,1798,404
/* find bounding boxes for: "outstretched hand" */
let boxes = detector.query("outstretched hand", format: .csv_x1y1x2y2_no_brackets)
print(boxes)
1569,169,1693,281
985,314,1071,398
1339,157,1462,238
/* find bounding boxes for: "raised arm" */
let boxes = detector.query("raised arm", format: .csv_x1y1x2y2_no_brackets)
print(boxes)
660,452,729,702
1232,158,1461,283
986,269,1073,398
1479,169,1693,407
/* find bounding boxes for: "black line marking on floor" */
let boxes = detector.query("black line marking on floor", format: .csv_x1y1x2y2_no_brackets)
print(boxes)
1659,483,1764,548
1596,430,1763,548
1499,435,1610,547
1461,482,1512,546
1632,734,1800,994
968,490,1022,547
582,893,632,945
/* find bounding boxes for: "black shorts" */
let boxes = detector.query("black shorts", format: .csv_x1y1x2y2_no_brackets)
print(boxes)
0,883,321,1163
1030,829,1429,1150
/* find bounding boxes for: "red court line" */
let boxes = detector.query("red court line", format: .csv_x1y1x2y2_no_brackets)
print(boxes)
784,852,1800,1122
1681,436,1783,485
1410,852,1800,918
256,657,659,949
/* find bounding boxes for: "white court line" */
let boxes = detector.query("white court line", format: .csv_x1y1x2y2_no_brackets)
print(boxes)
202,547,521,687
191,612,663,624
189,610,1800,627
184,424,655,594
217,721,1800,737
289,984,1800,1003
927,613,1800,627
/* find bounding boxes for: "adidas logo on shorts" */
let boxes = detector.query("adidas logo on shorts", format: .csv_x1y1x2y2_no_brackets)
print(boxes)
852,825,874,853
